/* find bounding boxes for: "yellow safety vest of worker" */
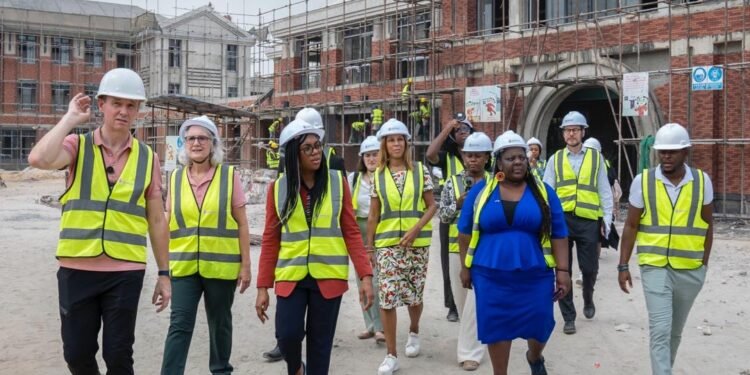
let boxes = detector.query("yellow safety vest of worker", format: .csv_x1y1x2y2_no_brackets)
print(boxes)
401,82,411,100
351,172,364,212
553,148,601,220
372,108,383,128
267,149,280,169
439,153,465,186
636,168,708,270
273,170,349,281
57,132,153,263
323,146,335,166
373,161,433,248
168,165,241,279
465,175,555,268
419,103,431,120
448,172,489,253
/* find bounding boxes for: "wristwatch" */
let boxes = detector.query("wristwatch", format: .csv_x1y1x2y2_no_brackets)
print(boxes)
158,270,171,277
617,264,629,272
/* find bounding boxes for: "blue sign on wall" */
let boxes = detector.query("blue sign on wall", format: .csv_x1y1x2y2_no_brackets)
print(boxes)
692,66,724,91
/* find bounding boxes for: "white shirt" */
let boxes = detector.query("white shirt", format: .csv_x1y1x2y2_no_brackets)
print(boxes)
543,147,614,233
348,171,373,218
628,164,713,208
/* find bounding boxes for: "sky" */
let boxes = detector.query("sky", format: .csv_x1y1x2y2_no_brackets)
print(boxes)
103,0,338,28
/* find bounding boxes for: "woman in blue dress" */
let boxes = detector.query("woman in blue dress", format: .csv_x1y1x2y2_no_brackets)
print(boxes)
457,131,571,375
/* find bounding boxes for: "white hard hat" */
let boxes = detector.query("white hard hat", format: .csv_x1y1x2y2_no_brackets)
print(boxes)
493,130,528,154
583,137,602,152
560,111,589,128
462,132,493,153
653,123,691,150
279,119,325,147
96,68,146,101
359,136,380,156
527,137,543,148
377,119,411,141
295,107,324,129
179,115,219,142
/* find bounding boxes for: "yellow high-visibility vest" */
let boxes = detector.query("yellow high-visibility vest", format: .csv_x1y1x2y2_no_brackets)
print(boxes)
553,148,601,220
267,150,280,169
169,165,241,279
465,176,556,268
448,172,489,253
374,162,433,248
324,146,335,167
636,168,708,270
57,132,153,263
438,153,464,186
273,170,349,281
372,108,383,126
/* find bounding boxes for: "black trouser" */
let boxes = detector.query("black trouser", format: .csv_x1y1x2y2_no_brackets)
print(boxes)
558,214,600,322
57,267,145,375
276,276,342,375
439,222,457,311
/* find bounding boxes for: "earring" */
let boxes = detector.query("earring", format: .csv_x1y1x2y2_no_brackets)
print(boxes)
495,171,505,182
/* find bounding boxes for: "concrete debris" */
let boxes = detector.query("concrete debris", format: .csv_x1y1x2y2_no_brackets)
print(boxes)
614,324,630,332
702,326,712,336
38,195,61,209
0,175,6,188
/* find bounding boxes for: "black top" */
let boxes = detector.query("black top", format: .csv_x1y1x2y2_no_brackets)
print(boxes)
501,200,519,226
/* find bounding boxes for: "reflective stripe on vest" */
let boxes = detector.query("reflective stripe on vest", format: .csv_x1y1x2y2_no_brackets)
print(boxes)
553,148,601,220
448,172,489,253
374,161,433,248
57,132,153,263
636,168,707,270
324,146,335,167
465,176,555,268
439,153,464,186
169,165,241,280
273,170,349,281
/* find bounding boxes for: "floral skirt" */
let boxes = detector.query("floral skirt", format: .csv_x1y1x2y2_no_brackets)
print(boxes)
375,246,429,309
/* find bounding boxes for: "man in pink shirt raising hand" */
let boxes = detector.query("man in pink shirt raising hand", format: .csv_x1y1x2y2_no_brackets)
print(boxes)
28,68,171,374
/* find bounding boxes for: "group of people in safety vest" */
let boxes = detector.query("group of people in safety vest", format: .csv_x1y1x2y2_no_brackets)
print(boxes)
29,67,713,375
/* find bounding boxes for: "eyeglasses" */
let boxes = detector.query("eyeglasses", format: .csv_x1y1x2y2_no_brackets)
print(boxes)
185,135,212,144
300,141,323,156
563,128,582,134
456,124,472,133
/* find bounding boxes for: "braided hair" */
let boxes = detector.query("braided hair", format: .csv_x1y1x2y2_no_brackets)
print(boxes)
278,134,329,225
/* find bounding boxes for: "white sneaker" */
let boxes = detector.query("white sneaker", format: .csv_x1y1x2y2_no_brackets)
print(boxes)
405,332,420,357
378,354,400,375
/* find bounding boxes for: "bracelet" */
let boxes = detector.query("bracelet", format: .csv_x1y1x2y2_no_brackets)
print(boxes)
555,268,570,273
617,264,630,272
158,270,170,277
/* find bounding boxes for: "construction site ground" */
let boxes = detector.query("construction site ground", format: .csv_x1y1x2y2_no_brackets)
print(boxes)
1,171,749,375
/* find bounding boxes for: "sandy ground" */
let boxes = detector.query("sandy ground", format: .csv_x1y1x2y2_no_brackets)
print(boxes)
1,175,749,375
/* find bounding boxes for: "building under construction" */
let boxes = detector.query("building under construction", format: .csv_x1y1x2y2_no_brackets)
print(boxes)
246,0,749,216
0,0,748,216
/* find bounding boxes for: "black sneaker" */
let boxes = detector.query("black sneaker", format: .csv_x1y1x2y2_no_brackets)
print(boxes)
262,344,283,362
446,309,459,322
584,302,596,319
563,321,577,335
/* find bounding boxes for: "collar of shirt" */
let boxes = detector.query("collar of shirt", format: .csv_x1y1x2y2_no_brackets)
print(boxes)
565,146,586,157
655,163,693,189
94,127,133,158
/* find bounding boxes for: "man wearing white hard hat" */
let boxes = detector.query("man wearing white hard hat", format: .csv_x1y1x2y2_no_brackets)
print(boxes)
438,132,492,371
617,123,713,375
28,68,171,373
542,111,613,335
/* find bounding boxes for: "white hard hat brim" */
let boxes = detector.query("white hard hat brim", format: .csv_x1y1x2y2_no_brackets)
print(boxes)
560,123,589,128
494,144,529,154
95,92,146,101
281,128,325,147
653,143,691,150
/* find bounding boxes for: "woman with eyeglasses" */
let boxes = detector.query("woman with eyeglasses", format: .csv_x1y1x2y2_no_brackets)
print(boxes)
457,131,570,375
349,136,386,344
367,119,437,375
162,115,251,374
426,114,474,323
255,119,374,375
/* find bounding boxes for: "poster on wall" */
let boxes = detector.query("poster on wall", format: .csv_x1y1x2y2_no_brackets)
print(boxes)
691,65,724,91
465,85,501,122
622,72,649,117
164,136,182,171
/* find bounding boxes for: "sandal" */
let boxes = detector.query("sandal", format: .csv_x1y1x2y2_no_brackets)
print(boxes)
374,331,386,344
526,351,548,375
357,330,375,340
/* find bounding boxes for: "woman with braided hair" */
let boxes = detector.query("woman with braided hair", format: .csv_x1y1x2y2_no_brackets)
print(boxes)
457,131,570,375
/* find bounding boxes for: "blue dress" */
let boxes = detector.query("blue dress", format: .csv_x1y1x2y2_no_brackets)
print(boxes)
457,179,567,344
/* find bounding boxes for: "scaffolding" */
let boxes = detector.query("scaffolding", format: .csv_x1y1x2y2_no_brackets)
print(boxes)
245,0,749,217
